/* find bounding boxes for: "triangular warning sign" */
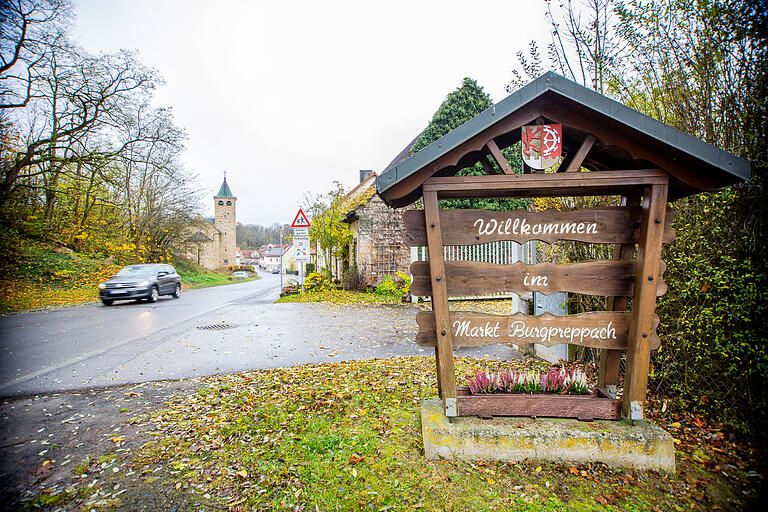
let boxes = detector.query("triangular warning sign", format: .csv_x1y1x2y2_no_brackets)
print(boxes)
291,208,311,228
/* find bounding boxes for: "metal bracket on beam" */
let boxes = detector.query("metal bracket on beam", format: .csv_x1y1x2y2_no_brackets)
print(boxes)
444,398,458,417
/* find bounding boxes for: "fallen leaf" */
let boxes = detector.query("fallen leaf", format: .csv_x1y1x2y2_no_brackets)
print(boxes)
34,461,54,475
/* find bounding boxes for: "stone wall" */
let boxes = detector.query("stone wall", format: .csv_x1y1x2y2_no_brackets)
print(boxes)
181,220,222,270
349,194,415,285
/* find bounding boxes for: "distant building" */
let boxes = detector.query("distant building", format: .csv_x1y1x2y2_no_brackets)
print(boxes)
182,176,237,270
262,244,293,272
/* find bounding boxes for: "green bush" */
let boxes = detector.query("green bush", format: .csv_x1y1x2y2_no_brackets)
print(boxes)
374,272,411,296
652,185,768,435
395,271,411,295
304,271,331,291
374,276,399,296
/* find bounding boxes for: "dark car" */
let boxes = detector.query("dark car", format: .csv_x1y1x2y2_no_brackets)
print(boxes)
98,264,181,306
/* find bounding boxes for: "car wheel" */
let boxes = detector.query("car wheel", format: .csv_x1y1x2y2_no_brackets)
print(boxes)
102,299,113,306
148,286,159,303
172,283,181,299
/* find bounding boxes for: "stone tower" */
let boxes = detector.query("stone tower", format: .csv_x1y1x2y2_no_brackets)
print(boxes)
214,176,236,268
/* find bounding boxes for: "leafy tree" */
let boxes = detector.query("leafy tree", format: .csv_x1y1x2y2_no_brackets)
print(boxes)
303,181,373,279
412,77,528,212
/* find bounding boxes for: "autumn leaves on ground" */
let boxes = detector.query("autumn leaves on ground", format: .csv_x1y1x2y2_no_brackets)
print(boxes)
17,357,762,511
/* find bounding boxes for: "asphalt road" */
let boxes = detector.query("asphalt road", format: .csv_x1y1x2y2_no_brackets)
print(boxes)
0,273,281,396
0,271,522,397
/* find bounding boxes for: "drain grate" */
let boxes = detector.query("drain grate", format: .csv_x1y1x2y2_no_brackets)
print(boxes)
196,323,237,331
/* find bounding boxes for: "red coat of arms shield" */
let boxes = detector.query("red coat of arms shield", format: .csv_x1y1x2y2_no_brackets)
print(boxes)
521,123,562,170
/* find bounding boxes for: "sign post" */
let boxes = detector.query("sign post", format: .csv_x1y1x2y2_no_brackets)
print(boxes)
291,209,311,293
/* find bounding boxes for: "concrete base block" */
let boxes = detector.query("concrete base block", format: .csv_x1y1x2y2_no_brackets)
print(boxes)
421,399,675,473
533,343,569,363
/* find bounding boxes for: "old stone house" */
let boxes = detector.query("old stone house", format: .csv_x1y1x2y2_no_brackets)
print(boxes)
344,169,416,285
182,177,237,270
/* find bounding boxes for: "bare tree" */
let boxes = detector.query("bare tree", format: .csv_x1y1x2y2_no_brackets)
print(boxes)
1,44,159,211
1,0,69,110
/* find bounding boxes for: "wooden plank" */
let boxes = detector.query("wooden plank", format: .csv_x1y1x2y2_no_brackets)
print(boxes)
410,259,667,298
403,206,675,246
455,386,621,420
486,139,514,174
623,183,669,419
423,191,458,411
564,134,597,172
599,195,639,391
415,310,661,350
422,169,669,199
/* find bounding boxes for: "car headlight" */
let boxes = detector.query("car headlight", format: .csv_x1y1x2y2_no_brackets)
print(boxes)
98,283,106,289
138,280,150,287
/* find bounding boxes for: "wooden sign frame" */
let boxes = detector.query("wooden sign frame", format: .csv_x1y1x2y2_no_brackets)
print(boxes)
418,170,669,420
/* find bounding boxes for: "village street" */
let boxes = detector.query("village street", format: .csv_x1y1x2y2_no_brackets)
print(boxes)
0,271,520,398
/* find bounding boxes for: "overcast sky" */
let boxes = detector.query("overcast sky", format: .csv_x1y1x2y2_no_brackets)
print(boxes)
72,0,551,225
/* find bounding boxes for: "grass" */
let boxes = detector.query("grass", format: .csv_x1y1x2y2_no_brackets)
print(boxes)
35,357,763,511
175,260,258,291
275,289,405,305
0,235,255,313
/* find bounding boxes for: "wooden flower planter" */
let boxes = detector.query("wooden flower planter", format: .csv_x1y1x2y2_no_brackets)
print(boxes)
456,386,621,421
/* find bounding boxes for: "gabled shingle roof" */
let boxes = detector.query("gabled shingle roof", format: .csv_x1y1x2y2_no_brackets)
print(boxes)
377,71,749,207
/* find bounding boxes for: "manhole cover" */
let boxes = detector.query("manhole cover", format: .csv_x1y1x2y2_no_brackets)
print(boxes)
196,323,237,330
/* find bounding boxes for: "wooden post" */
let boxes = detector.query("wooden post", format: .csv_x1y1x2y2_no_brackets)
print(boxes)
622,183,668,420
598,195,639,396
423,191,458,416
434,347,442,399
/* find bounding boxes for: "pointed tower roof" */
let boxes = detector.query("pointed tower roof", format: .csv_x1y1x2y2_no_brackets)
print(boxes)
216,176,234,198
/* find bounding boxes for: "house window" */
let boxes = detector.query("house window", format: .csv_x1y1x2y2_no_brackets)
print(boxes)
226,201,232,205
218,200,224,205
223,259,228,264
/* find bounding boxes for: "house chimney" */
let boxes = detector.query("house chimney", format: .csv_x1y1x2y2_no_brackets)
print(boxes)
359,169,373,183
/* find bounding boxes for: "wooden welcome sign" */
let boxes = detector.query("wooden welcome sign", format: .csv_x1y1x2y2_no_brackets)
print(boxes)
375,73,748,421
404,180,673,420
414,311,661,350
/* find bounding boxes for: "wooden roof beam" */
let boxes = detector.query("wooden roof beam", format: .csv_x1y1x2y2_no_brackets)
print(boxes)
422,169,668,199
485,139,515,174
559,134,596,173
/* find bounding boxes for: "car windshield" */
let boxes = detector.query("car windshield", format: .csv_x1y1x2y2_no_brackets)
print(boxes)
115,266,157,278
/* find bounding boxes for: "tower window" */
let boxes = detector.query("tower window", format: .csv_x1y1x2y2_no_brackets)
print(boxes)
218,200,224,205
226,201,232,205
